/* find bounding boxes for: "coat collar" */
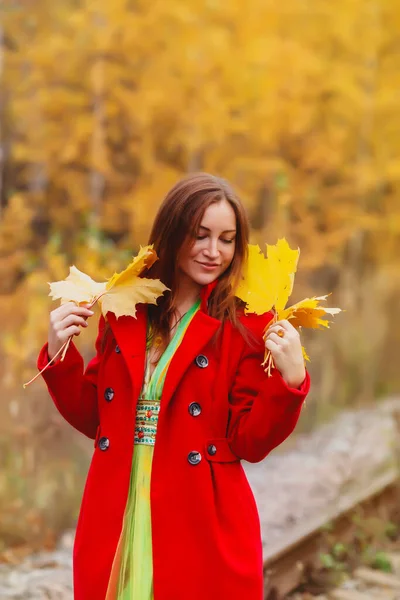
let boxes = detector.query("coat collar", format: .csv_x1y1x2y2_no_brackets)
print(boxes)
200,279,218,312
106,280,221,413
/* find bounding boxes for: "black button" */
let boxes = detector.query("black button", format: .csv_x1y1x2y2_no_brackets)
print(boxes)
115,344,121,354
195,354,208,369
98,437,110,451
207,444,217,456
187,451,202,466
188,402,202,417
104,387,114,402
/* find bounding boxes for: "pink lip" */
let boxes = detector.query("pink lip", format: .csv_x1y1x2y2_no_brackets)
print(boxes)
197,262,220,269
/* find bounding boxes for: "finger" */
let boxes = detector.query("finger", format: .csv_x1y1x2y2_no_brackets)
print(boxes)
64,325,82,338
67,305,95,318
267,332,287,345
55,304,94,319
59,315,89,330
265,338,279,352
266,325,286,338
272,320,298,336
81,303,95,311
51,302,75,320
59,301,76,310
272,319,292,331
77,305,95,315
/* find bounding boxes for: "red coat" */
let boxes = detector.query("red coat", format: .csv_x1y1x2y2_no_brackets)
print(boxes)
38,284,310,600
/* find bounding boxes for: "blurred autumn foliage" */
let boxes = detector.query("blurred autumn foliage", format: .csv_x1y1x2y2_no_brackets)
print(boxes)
0,0,399,552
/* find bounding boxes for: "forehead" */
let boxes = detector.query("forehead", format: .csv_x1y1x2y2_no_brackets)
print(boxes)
199,199,236,230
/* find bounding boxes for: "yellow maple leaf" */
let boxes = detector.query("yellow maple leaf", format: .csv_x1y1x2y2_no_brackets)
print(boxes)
279,295,342,329
49,266,106,305
48,245,167,319
106,245,158,289
236,244,275,313
99,246,169,319
236,238,299,314
25,246,168,389
266,238,300,312
236,238,341,373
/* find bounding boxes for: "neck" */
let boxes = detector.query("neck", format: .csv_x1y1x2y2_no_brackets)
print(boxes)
173,273,202,314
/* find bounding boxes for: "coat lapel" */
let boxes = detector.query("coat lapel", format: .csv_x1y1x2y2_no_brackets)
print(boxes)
105,280,220,412
161,310,221,411
106,305,147,412
161,280,220,409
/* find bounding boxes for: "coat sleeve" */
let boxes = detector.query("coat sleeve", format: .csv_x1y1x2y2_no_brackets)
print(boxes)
36,317,105,439
227,313,310,463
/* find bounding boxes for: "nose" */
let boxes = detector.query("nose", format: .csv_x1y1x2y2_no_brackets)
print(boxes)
204,237,220,260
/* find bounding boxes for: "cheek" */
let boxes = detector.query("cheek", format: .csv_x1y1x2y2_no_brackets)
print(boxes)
189,241,205,259
179,242,203,271
222,243,236,265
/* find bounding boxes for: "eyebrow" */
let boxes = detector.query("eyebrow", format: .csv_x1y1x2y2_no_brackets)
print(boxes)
199,226,237,234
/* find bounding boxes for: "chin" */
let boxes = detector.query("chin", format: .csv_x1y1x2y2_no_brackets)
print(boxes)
190,271,220,287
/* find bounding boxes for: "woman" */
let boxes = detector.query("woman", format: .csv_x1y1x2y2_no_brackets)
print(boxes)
38,173,310,600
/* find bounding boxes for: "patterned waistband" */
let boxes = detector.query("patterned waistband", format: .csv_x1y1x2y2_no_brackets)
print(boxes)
134,398,160,446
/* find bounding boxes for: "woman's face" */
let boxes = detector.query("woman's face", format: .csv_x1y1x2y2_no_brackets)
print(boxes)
179,199,237,288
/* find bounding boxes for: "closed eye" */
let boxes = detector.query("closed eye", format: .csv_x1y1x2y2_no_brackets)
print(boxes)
196,235,235,244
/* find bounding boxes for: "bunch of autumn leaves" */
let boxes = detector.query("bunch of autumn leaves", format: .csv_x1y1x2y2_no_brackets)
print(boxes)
236,240,341,375
25,240,341,386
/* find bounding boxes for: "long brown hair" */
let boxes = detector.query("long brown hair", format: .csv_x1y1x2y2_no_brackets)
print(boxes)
145,172,249,350
101,173,250,353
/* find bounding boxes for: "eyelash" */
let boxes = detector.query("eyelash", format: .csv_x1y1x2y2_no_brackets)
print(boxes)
196,236,234,244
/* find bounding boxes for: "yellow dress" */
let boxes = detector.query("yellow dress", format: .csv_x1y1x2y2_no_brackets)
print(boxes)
105,300,200,600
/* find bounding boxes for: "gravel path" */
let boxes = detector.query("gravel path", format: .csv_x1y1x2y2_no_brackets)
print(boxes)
0,534,73,599
246,395,400,554
2,397,399,599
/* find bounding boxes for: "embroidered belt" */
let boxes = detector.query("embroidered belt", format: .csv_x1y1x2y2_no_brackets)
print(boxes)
134,398,161,446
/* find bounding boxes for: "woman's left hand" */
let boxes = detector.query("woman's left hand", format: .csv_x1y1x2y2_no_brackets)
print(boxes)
264,319,306,389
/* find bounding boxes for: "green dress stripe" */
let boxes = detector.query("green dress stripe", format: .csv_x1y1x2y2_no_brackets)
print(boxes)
106,300,201,600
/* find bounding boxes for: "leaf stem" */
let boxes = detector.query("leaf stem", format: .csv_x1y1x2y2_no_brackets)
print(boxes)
23,339,69,388
262,310,278,376
60,337,72,361
91,290,107,305
24,295,103,389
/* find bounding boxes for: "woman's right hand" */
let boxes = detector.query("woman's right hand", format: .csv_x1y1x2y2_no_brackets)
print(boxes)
48,302,95,361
